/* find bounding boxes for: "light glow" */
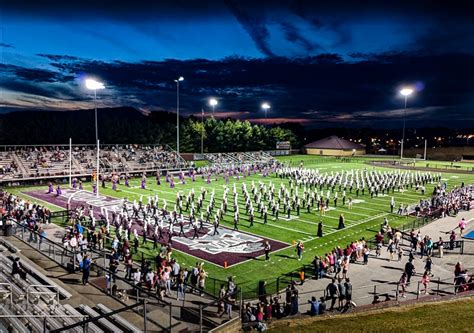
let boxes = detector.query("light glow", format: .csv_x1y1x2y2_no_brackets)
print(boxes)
209,98,218,107
400,88,413,96
85,79,105,90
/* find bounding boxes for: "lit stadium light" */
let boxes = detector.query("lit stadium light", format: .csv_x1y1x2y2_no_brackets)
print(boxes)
85,79,105,90
84,78,105,198
399,87,415,159
174,76,184,155
400,88,413,96
209,98,218,116
261,103,271,118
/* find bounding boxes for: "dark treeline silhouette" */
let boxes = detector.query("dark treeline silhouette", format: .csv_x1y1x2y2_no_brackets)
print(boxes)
0,107,298,152
0,108,472,152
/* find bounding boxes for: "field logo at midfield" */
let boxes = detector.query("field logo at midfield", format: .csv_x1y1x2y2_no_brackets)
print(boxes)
62,189,124,214
176,230,264,255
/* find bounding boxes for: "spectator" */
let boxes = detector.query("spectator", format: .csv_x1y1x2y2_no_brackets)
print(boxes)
326,278,339,310
12,257,27,280
307,296,319,316
399,272,408,298
81,255,92,285
421,271,430,295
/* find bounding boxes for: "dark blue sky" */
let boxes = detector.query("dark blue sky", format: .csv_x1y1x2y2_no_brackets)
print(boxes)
1,1,473,127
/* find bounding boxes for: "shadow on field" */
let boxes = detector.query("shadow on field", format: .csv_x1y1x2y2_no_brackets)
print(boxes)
275,254,293,259
380,265,404,271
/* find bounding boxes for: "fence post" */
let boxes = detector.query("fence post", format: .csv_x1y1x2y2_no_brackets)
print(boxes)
240,288,243,319
199,304,203,333
436,277,440,296
416,281,420,299
169,302,172,333
43,316,47,333
276,277,280,294
373,285,377,299
395,283,399,301
73,248,77,271
143,299,147,333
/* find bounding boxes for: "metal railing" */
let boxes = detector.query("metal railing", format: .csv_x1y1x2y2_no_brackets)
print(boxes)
7,218,241,332
25,284,60,310
0,314,87,333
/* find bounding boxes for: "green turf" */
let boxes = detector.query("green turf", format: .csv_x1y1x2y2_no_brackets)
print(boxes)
268,297,474,333
7,155,474,297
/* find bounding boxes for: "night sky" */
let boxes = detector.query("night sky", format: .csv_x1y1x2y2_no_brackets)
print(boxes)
1,1,473,127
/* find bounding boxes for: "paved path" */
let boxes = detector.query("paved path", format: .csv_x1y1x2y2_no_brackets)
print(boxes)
273,210,474,313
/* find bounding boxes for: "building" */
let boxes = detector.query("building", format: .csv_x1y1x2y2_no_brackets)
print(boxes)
304,136,366,156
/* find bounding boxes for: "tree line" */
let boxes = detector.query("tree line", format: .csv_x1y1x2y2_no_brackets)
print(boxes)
0,107,298,152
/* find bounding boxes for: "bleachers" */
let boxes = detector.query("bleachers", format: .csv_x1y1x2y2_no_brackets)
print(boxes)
63,304,104,333
8,255,73,300
78,304,124,333
0,306,30,333
96,303,141,333
0,151,19,180
0,144,189,181
204,151,276,166
0,243,141,333
14,147,71,179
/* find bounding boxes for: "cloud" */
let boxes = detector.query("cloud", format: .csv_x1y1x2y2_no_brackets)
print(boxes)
248,117,313,125
0,43,14,48
2,51,474,127
279,22,322,53
226,1,275,57
190,111,251,118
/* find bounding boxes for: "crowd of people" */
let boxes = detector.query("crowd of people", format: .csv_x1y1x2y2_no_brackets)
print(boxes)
1,158,473,331
431,183,474,217
241,184,473,329
0,190,52,227
0,144,189,181
203,151,274,167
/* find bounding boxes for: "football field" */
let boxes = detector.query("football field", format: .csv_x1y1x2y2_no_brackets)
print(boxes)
9,155,474,296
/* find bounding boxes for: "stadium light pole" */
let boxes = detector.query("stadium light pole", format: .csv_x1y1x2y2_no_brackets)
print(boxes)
209,98,218,117
201,107,205,155
85,78,105,197
261,102,271,118
399,88,413,159
174,76,184,155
